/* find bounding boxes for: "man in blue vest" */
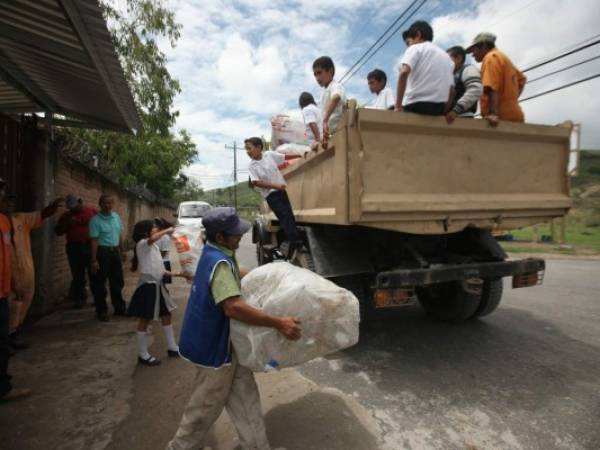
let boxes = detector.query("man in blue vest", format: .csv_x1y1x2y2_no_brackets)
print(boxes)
168,207,302,450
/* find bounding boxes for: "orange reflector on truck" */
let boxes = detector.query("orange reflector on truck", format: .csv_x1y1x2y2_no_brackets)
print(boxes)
373,288,416,308
512,271,545,288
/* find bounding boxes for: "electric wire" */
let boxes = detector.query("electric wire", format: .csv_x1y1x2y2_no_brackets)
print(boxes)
526,55,600,84
338,0,424,85
341,0,429,85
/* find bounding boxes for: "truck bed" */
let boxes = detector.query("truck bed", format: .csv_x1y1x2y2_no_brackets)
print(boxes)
280,101,572,235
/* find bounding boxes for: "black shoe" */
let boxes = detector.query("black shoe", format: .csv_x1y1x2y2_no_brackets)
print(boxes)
97,312,109,322
167,349,180,358
9,332,29,350
73,301,85,309
7,342,16,357
138,355,161,366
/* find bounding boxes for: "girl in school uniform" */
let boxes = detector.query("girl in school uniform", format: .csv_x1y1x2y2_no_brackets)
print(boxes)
128,219,186,366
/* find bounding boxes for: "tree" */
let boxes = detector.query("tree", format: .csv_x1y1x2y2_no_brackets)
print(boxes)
57,0,196,199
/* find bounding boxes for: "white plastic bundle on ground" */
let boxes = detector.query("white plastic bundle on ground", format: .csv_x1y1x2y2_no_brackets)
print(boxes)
231,262,360,372
271,114,307,147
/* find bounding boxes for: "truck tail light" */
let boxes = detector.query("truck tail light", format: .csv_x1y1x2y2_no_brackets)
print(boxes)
373,288,416,308
512,270,545,288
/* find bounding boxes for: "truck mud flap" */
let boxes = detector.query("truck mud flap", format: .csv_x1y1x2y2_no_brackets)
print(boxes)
375,258,545,289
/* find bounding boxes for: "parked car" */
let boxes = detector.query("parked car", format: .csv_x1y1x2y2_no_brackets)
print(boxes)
175,201,212,227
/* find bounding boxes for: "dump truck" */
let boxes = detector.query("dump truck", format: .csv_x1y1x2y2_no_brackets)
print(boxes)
253,101,572,322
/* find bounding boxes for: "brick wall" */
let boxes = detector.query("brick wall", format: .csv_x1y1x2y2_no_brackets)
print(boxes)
45,157,175,311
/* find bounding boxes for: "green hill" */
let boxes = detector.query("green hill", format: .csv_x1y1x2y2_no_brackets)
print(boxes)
199,180,262,210
572,150,600,189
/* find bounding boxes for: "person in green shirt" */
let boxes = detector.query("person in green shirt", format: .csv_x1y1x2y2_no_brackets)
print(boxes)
89,195,127,321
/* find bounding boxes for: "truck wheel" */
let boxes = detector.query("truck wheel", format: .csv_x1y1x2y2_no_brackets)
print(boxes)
256,242,272,266
472,279,503,318
417,279,482,322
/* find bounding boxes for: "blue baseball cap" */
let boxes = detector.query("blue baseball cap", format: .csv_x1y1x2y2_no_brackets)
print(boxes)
202,207,251,236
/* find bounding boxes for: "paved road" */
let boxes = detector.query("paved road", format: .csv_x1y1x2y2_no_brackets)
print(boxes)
3,236,599,450
236,235,600,450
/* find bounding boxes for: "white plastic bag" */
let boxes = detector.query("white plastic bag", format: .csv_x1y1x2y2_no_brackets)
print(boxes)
275,143,311,156
231,262,360,372
271,114,308,147
171,224,204,277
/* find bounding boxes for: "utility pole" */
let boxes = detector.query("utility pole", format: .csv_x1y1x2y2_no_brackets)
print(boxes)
224,142,238,210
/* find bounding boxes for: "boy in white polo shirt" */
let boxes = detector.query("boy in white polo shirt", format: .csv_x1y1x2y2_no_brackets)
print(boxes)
395,21,454,116
312,56,346,147
245,137,301,257
367,69,395,110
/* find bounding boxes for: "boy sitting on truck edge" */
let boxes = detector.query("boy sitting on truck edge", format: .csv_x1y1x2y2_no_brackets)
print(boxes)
245,137,302,258
395,21,455,116
367,69,395,110
312,56,346,147
299,92,322,149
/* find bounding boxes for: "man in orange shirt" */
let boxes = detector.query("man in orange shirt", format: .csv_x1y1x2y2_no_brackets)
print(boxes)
0,178,31,402
1,194,63,350
467,32,526,126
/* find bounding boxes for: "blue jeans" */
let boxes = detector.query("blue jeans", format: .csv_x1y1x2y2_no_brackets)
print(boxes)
266,190,299,243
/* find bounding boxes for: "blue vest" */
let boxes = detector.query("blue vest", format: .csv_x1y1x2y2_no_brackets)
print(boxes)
179,244,235,368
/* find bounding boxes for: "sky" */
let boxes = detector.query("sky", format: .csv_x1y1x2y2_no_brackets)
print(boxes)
158,0,600,190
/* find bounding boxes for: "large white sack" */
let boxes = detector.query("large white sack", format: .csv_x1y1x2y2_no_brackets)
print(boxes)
275,143,311,156
271,114,308,147
231,262,360,372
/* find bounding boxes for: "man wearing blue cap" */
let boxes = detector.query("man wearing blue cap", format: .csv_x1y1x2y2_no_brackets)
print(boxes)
168,207,302,450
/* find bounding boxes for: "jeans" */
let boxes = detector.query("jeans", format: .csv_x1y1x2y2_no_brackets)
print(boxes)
66,242,91,304
266,190,299,243
90,247,126,315
404,101,446,116
0,299,12,397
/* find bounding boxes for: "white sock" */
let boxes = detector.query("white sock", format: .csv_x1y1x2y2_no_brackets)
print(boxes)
162,324,179,351
136,332,151,359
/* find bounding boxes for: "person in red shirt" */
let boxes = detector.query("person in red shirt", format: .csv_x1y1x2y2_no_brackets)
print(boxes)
0,177,31,402
55,194,97,309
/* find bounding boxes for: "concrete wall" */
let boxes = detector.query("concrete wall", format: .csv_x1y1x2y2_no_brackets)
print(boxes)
36,155,175,314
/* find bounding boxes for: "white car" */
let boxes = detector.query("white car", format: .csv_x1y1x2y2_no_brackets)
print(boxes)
175,201,212,227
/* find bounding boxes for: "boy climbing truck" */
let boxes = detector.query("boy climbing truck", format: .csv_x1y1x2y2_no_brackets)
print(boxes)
253,101,573,323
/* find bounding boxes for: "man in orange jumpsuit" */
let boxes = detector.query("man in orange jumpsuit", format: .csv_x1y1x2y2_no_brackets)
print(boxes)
467,32,527,126
1,194,63,350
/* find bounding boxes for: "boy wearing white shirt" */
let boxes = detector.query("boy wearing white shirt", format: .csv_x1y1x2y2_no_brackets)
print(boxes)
245,137,301,256
395,21,454,116
313,56,346,147
367,69,395,110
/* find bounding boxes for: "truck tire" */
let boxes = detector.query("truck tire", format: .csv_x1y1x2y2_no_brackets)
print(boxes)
472,279,503,318
256,242,272,266
417,279,482,322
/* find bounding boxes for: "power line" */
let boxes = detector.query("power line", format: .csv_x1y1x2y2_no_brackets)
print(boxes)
521,73,600,103
338,0,424,85
527,55,600,84
341,0,428,85
522,39,600,73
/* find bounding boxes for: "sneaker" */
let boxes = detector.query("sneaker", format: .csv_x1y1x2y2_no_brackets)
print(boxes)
1,387,32,402
167,349,180,358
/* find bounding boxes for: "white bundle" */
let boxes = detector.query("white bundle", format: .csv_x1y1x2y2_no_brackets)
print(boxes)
231,262,360,372
171,224,204,277
271,114,308,147
275,143,311,156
